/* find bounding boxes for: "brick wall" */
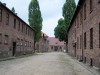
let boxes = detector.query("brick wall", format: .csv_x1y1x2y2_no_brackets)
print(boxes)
0,3,34,58
68,0,100,68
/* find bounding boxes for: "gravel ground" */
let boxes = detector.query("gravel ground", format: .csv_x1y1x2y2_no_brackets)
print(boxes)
0,52,95,75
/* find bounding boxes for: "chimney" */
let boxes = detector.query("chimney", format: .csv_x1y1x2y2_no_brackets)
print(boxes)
3,3,6,6
15,13,17,15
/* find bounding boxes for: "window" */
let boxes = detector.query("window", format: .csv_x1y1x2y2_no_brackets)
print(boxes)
30,42,31,47
0,8,2,22
99,23,100,47
77,37,79,49
4,35,8,44
98,0,100,3
80,35,82,49
22,24,23,33
77,16,79,28
21,39,23,46
90,0,93,13
51,46,53,49
0,33,2,44
28,28,30,36
6,13,9,25
17,38,20,46
80,9,83,25
75,28,76,39
26,27,27,35
84,4,86,20
60,46,62,50
84,32,86,49
90,28,93,49
14,19,16,29
18,21,20,31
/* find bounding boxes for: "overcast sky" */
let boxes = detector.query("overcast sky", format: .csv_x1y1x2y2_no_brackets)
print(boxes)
0,0,79,37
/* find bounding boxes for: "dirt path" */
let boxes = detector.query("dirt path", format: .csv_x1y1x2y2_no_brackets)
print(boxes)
0,52,94,75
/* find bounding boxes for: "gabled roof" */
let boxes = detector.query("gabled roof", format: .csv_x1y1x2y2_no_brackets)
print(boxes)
48,37,65,46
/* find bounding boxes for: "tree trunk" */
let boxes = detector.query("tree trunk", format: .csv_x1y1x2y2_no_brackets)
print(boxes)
65,41,68,53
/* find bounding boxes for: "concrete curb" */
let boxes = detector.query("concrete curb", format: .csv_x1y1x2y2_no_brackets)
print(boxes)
0,57,16,61
70,56,100,75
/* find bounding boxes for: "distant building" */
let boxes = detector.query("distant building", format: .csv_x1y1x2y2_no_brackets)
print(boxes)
67,0,100,69
48,37,65,52
35,32,49,52
0,2,35,58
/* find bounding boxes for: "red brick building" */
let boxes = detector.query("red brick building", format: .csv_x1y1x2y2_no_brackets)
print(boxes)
35,32,49,52
0,2,35,58
48,37,65,52
67,0,100,68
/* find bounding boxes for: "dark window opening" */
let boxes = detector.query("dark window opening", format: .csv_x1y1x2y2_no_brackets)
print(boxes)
98,0,100,3
90,28,93,49
4,35,9,45
14,19,16,29
6,13,9,25
80,35,82,49
0,33,2,44
99,23,100,48
84,4,86,20
90,0,93,13
80,10,83,25
18,21,20,31
77,37,79,49
77,16,79,28
84,32,86,49
0,8,2,22
22,24,23,33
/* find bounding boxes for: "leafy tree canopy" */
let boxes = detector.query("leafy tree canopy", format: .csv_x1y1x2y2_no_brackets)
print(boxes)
54,0,76,43
28,0,42,42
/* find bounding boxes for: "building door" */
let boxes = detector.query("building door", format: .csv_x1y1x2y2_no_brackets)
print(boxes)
12,42,16,56
90,58,93,66
74,43,76,57
55,46,58,51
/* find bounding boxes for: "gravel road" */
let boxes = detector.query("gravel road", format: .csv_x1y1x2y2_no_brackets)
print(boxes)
0,52,94,75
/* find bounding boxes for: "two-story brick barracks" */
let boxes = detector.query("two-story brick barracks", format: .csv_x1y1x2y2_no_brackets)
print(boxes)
0,2,35,58
67,0,100,69
48,37,65,52
35,32,49,52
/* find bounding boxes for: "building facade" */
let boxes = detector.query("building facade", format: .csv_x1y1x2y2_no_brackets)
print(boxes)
68,0,100,68
0,2,35,58
48,37,65,52
35,32,49,52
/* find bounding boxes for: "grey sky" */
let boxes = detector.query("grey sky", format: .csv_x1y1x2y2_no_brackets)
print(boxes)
0,0,79,37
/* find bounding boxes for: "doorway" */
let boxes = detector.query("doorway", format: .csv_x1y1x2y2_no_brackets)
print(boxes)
74,43,76,57
54,46,58,51
90,58,93,66
12,42,16,56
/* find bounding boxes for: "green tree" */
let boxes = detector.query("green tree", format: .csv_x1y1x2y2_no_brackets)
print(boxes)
54,18,67,42
63,0,76,30
54,0,76,52
62,0,76,41
28,0,42,52
11,7,15,13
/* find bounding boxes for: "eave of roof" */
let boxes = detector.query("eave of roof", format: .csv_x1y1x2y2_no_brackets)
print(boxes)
0,2,36,32
67,0,85,33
